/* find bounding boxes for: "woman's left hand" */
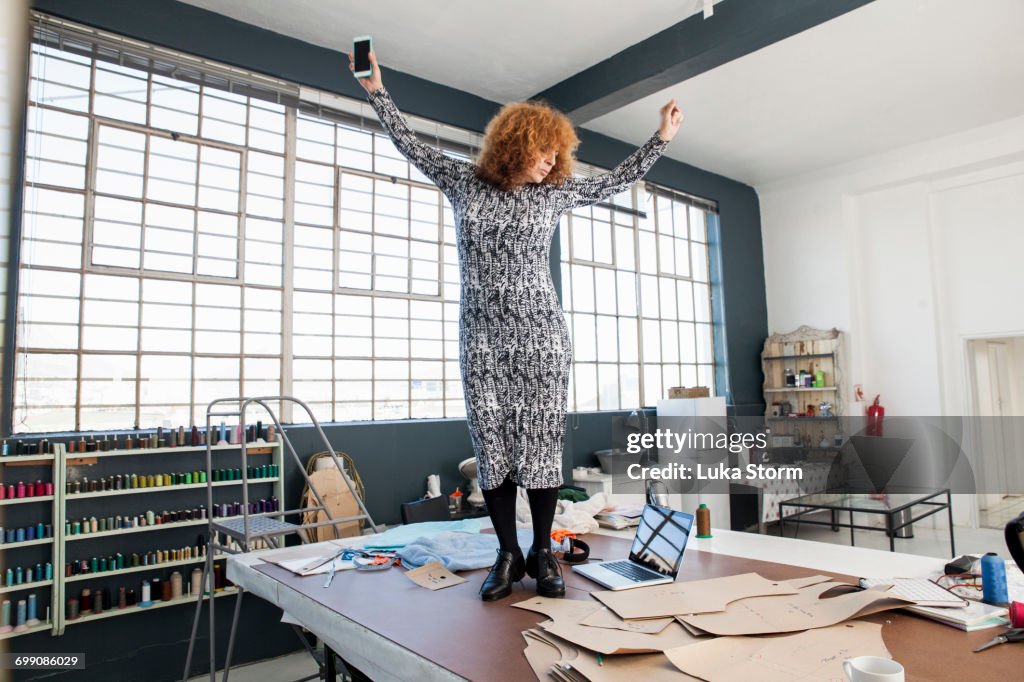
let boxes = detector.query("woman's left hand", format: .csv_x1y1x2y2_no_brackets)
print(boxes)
658,99,684,142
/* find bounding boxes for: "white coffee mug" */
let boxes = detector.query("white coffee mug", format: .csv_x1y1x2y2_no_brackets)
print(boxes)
843,656,905,682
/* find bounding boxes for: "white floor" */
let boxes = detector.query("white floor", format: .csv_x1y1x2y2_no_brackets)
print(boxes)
188,649,319,682
773,511,1007,559
979,494,1024,530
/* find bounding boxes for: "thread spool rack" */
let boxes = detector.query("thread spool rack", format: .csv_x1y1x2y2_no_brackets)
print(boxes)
0,449,60,639
0,433,284,638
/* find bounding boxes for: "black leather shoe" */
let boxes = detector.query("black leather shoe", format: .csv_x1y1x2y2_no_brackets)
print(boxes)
525,546,565,598
479,548,526,601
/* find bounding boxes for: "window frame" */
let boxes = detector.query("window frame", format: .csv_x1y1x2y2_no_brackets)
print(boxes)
13,14,718,433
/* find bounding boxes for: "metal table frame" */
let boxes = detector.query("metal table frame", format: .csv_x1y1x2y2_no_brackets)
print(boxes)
778,488,954,554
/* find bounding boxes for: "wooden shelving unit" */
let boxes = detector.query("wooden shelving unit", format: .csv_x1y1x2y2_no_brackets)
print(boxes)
762,326,845,462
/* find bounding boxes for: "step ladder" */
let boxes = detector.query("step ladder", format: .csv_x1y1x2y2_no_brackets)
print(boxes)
183,395,379,682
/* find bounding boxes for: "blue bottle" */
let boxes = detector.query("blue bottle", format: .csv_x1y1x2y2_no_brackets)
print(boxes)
981,552,1009,604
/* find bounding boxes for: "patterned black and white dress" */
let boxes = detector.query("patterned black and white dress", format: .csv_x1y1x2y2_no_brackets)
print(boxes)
367,87,669,490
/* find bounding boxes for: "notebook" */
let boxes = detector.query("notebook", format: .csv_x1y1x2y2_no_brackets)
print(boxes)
904,600,1009,631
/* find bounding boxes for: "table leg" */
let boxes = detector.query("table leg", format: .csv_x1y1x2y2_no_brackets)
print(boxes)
947,491,956,556
831,509,839,532
849,510,855,547
779,509,785,538
325,644,336,681
886,513,895,552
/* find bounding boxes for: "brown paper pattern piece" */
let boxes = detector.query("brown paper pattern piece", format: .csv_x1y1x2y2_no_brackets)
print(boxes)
579,606,676,634
592,572,815,620
664,619,891,681
402,561,467,590
677,583,913,636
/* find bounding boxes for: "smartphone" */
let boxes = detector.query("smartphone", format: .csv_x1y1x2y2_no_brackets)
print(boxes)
353,35,373,78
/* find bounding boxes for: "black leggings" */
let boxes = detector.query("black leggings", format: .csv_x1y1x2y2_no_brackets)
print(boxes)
481,475,559,553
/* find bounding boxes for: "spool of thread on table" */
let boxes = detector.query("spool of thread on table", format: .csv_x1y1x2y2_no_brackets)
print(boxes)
171,571,183,599
66,598,79,620
696,503,712,538
981,552,1009,604
191,567,202,596
0,600,11,633
1009,601,1024,628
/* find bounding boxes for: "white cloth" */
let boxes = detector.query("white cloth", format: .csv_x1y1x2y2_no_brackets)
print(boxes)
514,491,609,535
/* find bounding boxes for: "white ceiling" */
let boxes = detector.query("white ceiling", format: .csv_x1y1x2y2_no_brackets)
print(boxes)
178,0,720,103
587,0,1024,186
180,0,1024,188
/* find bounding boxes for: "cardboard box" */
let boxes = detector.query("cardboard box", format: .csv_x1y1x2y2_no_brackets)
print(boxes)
667,386,710,399
301,467,362,541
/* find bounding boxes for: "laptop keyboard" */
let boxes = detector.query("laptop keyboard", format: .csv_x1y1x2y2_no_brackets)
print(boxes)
602,560,662,582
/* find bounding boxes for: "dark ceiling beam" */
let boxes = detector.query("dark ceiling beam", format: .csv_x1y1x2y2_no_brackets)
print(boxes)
533,0,876,123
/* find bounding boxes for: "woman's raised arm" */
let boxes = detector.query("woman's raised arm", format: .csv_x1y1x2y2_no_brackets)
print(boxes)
557,99,682,211
557,131,669,210
350,50,473,198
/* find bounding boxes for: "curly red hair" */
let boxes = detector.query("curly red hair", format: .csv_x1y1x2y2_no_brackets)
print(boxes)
474,100,580,191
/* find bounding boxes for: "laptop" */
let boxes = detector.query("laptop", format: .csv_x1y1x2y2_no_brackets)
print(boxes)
572,503,694,590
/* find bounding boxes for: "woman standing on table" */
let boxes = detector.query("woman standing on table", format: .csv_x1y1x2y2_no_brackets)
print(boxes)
350,50,682,601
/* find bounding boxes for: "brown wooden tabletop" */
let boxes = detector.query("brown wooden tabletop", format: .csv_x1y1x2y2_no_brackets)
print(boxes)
253,533,1019,681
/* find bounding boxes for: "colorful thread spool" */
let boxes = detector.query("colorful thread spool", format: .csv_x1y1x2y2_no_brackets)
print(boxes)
13,600,27,632
27,593,40,626
139,580,152,607
66,598,79,621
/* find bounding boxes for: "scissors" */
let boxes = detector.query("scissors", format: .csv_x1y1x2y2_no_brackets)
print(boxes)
323,549,397,587
973,627,1024,653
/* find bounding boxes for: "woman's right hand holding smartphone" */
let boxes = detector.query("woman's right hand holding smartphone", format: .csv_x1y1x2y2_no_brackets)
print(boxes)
348,50,383,94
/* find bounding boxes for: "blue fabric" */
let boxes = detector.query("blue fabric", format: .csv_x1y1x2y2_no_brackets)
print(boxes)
361,519,483,550
397,529,553,571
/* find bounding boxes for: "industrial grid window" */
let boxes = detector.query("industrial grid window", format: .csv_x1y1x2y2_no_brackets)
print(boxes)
14,14,715,432
559,186,715,412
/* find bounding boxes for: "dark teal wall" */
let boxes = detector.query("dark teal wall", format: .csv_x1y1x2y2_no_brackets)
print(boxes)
12,1,768,679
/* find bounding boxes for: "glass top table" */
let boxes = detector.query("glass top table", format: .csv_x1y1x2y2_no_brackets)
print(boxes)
777,487,954,553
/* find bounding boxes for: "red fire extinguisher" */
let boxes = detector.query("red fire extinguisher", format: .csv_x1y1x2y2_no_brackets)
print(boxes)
867,395,884,437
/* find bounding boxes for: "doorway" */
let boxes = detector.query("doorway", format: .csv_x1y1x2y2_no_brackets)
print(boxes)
969,337,1024,529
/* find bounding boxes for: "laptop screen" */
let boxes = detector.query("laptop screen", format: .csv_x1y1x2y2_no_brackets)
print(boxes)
628,504,694,577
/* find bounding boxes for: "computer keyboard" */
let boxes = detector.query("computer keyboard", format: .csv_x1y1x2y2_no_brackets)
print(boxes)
858,577,967,606
603,560,662,582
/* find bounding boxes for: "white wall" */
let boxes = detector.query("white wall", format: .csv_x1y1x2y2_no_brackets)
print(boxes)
758,114,1024,526
1014,337,1024,415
